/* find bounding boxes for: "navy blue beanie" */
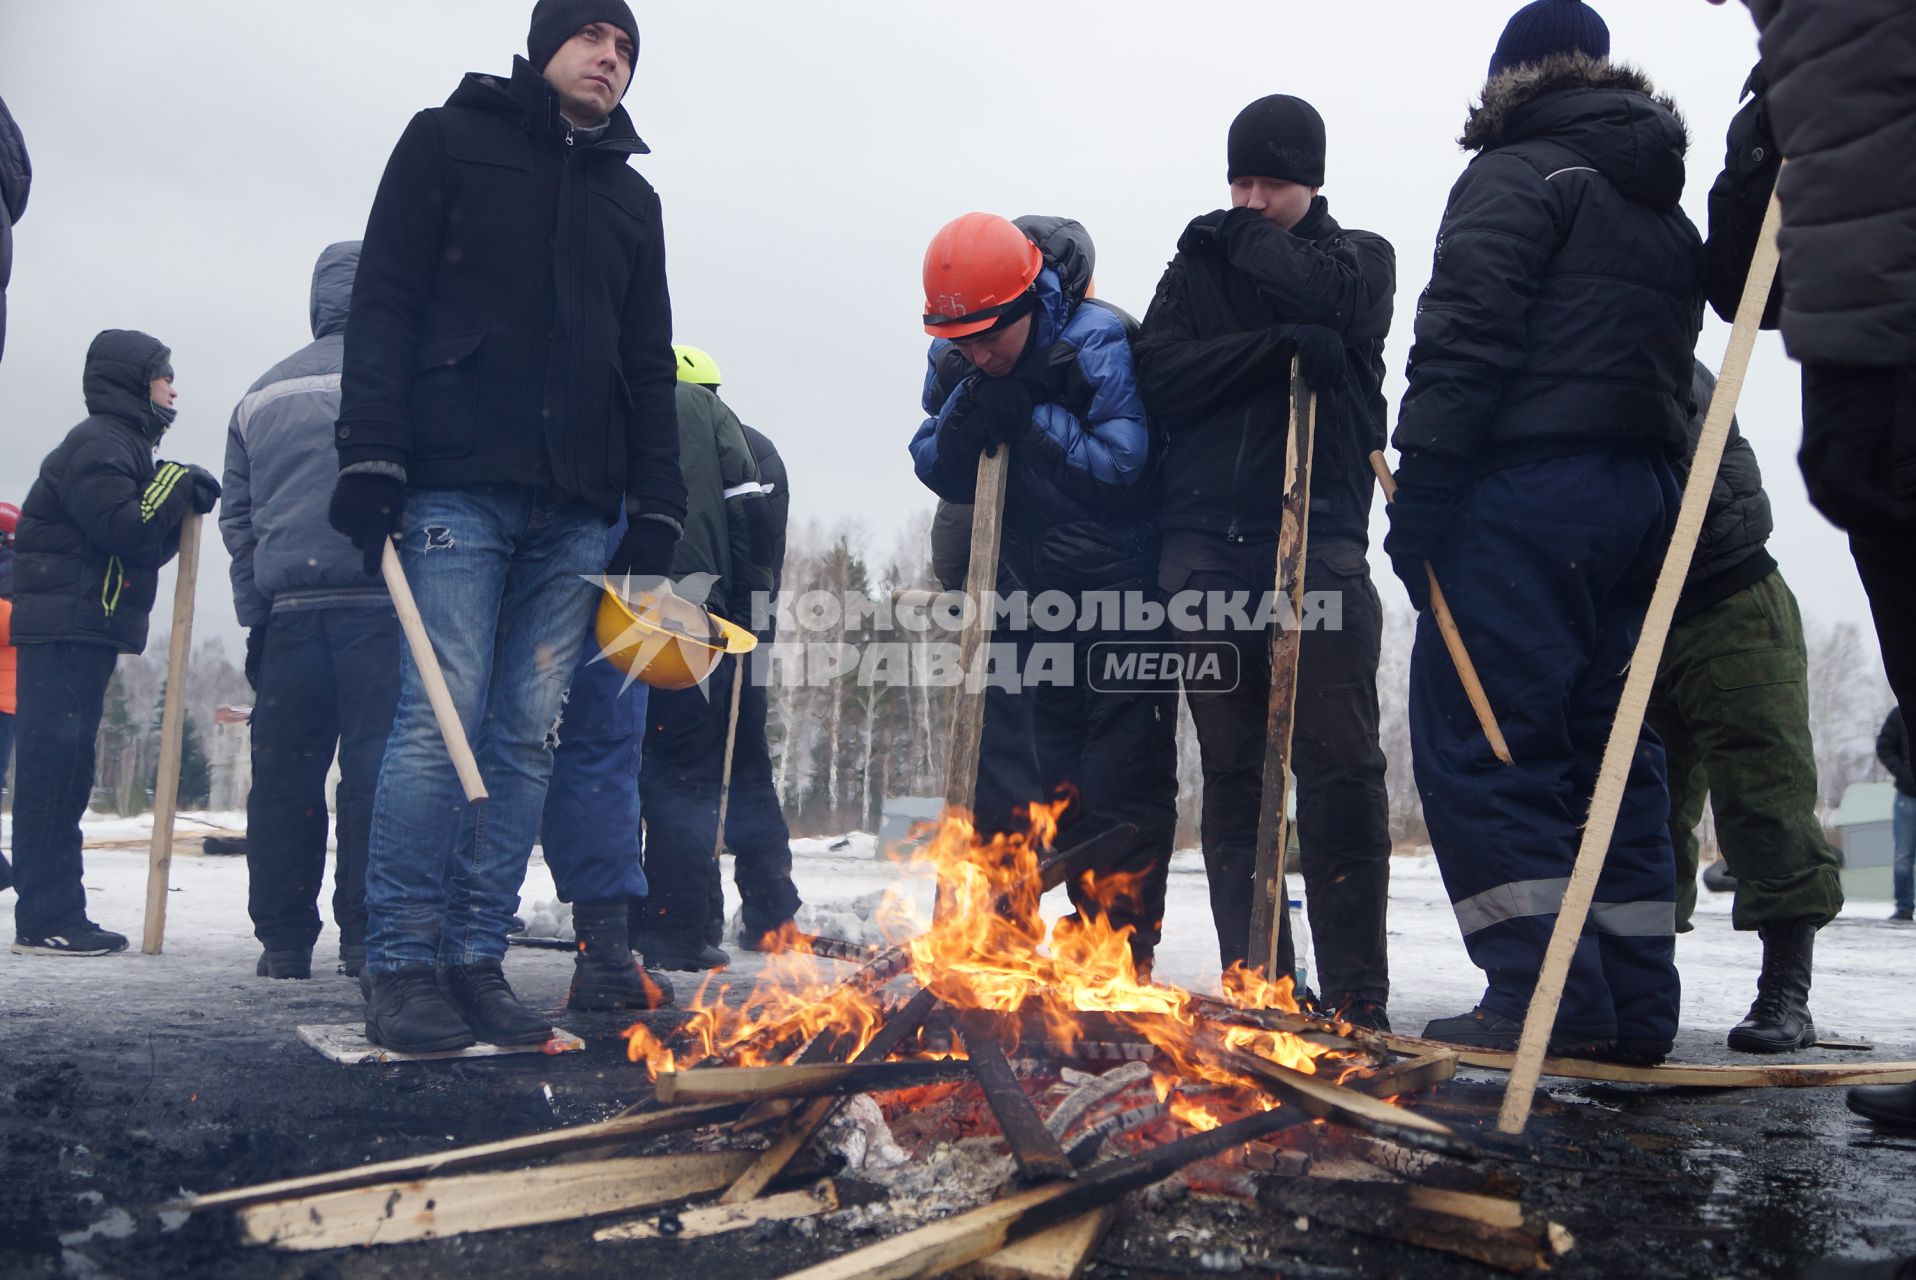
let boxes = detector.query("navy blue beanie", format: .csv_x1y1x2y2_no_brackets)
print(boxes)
1489,0,1610,79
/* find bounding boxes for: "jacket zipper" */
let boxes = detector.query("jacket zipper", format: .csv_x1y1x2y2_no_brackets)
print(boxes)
1224,405,1254,543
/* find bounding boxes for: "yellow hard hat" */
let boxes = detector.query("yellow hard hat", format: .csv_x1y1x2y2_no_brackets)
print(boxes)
672,344,723,386
595,581,757,690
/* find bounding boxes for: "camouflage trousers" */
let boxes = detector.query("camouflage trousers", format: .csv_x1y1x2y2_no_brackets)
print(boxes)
1647,570,1844,930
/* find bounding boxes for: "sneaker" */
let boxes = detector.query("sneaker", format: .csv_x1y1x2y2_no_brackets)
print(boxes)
364,966,476,1054
13,920,129,956
255,947,313,979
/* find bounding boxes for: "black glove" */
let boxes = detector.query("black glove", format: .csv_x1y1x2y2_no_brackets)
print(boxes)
608,514,680,580
1285,325,1347,394
1383,484,1453,613
1182,208,1232,246
328,471,405,578
184,464,221,514
966,377,1035,450
1214,204,1270,253
244,625,266,691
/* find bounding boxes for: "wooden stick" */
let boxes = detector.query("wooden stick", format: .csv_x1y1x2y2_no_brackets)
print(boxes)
1380,1029,1916,1088
381,539,487,803
1248,361,1316,981
777,1106,1308,1280
186,1103,742,1211
239,1151,754,1251
720,986,941,1205
1497,189,1787,1136
938,445,1010,920
712,654,746,860
955,1011,1075,1182
960,1205,1117,1280
655,1059,969,1106
1189,1037,1457,1145
143,512,202,955
595,1180,841,1242
1367,451,1514,765
1034,822,1140,895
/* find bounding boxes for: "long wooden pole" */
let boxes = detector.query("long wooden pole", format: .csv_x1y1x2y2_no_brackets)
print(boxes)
712,656,745,860
1247,359,1315,982
1496,188,1786,1135
1368,451,1515,765
936,444,1009,920
142,513,201,955
381,540,487,804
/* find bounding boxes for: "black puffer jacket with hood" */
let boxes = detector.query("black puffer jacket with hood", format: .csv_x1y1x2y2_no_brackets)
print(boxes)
1676,360,1775,624
14,330,195,652
1390,55,1704,522
0,92,30,365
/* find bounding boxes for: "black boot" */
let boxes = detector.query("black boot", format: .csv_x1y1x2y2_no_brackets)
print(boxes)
569,901,676,1011
639,930,731,972
443,960,556,1045
365,966,475,1053
255,947,313,979
1727,916,1818,1054
1847,1083,1916,1129
1422,1006,1612,1059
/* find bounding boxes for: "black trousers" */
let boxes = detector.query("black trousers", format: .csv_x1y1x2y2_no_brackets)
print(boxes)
1165,537,1392,1001
246,607,401,952
10,642,118,938
639,653,801,947
1801,363,1916,715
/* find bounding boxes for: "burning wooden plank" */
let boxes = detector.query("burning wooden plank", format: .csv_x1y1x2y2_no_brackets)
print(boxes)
955,1011,1075,1182
239,1151,756,1250
777,1106,1310,1280
657,1059,971,1106
595,1180,841,1242
186,1102,744,1212
1188,1036,1459,1149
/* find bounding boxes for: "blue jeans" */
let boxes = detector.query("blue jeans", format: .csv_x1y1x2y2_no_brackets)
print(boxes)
540,515,649,905
363,486,609,974
1894,793,1916,914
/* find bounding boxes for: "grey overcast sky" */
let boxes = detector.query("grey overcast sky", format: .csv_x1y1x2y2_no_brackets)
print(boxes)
0,1,1877,665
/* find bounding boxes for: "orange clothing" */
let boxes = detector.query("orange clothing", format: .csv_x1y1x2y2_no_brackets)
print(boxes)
0,597,15,715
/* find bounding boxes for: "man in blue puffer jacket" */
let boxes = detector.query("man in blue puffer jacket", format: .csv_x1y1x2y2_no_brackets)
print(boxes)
221,242,400,981
1386,1,1703,1065
910,212,1177,975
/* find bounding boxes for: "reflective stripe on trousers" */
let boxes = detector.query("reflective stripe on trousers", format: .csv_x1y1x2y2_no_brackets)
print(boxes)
1452,877,1675,939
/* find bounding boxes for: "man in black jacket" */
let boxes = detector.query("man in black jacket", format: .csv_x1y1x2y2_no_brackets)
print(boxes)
0,92,27,366
327,0,687,1053
1386,2,1702,1064
1646,363,1841,1052
10,330,217,955
1877,710,1915,924
1136,95,1397,1025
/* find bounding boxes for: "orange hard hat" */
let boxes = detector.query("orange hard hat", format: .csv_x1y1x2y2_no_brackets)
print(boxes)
922,213,1044,338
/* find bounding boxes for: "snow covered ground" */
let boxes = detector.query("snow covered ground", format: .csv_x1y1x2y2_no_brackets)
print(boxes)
4,811,1912,1053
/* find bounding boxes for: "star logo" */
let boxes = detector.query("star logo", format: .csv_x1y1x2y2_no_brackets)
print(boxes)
582,571,728,698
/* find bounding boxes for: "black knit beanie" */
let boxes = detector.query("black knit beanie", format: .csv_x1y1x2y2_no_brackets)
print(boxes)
1226,95,1326,188
527,0,640,84
1489,0,1610,78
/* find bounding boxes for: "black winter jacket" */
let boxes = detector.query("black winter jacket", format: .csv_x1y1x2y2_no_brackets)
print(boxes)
1878,710,1916,798
1392,56,1704,502
13,330,194,652
1136,198,1393,547
741,424,789,596
338,58,686,523
1676,361,1775,624
1741,0,1916,367
0,93,29,365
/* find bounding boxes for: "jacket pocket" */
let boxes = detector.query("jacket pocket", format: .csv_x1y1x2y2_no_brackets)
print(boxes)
1708,648,1799,693
409,330,486,460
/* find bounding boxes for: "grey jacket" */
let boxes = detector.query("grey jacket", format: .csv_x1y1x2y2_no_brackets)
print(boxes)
0,93,30,365
1676,360,1775,623
221,242,387,627
1743,0,1916,366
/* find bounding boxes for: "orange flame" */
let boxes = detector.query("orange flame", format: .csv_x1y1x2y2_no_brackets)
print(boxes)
624,799,1347,1123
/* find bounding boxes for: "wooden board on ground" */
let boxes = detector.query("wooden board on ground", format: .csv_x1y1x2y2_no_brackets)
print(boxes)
297,1023,584,1065
188,1102,744,1212
1378,1030,1916,1088
960,1205,1117,1280
240,1151,755,1250
596,1181,841,1242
